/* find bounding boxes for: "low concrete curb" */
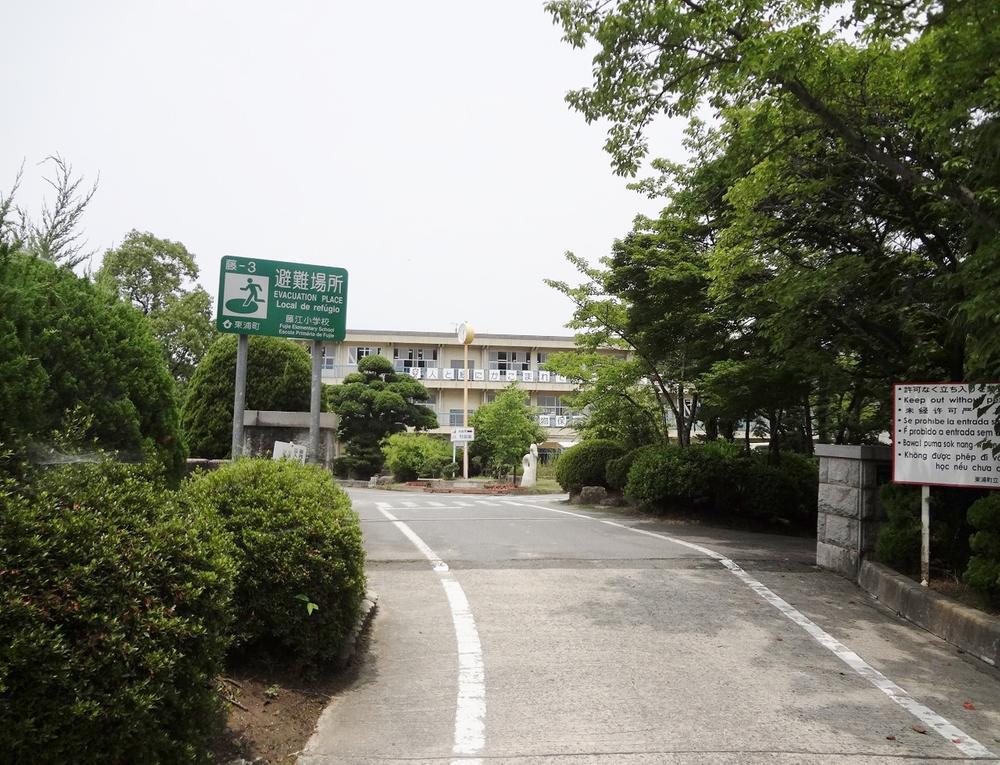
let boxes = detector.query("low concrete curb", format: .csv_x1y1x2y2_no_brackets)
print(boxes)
858,560,999,667
334,592,378,670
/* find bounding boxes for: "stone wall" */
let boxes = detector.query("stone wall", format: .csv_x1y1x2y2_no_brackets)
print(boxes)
815,444,891,578
241,410,340,469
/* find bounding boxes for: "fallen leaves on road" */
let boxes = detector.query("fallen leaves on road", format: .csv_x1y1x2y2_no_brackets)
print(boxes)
886,735,897,741
912,724,928,734
963,700,976,710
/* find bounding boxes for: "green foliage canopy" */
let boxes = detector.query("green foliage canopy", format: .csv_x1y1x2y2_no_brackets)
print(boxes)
97,230,217,392
470,386,546,478
382,432,453,482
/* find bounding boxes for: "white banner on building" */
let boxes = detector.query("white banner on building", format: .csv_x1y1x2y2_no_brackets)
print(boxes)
538,415,551,427
538,370,551,382
473,369,485,381
522,370,534,382
555,415,568,427
409,367,423,379
444,368,455,380
893,383,1000,488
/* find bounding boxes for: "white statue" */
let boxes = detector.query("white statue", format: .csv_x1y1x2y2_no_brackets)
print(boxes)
520,443,538,488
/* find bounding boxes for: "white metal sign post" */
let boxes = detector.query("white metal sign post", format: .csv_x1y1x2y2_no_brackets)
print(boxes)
457,323,475,478
892,382,1000,585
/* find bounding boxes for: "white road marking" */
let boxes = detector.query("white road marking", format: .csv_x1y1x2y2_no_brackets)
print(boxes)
376,502,486,761
474,500,501,506
515,502,997,760
426,501,447,507
401,500,418,508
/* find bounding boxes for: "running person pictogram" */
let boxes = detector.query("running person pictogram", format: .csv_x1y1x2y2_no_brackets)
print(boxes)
225,277,264,314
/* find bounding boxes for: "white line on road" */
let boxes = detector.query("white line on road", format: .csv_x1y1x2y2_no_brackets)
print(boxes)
376,502,485,763
515,502,997,761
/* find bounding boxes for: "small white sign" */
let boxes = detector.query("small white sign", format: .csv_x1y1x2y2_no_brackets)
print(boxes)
893,383,1000,488
451,427,475,443
273,440,307,464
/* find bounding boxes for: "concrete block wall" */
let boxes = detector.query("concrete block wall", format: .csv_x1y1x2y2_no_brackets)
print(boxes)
815,444,891,578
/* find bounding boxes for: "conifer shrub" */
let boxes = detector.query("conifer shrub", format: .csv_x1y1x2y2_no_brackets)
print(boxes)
555,439,626,493
0,462,233,764
183,459,366,667
965,492,1000,603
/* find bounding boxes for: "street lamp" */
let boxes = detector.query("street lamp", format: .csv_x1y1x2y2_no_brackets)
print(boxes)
457,322,474,479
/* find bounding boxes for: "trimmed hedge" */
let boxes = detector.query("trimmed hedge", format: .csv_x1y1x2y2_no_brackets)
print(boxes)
965,492,1000,603
0,462,234,764
555,439,626,494
184,459,366,667
605,445,657,492
623,443,818,527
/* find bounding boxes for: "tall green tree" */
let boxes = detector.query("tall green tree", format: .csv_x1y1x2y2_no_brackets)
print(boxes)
470,386,546,480
0,252,184,476
181,335,313,458
325,355,437,478
545,351,665,448
96,231,216,392
548,0,1000,380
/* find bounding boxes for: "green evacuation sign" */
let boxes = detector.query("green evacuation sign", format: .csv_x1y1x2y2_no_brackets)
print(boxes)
216,256,348,341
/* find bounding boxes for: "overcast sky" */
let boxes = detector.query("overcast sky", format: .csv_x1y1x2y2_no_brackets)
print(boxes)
2,1,684,336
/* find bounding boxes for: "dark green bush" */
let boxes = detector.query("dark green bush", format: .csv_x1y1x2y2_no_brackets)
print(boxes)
184,459,366,667
874,484,921,573
0,462,234,764
382,432,452,482
181,335,312,459
875,483,981,576
0,253,185,478
624,443,817,527
965,493,1000,603
739,452,819,524
555,439,626,493
605,444,658,492
623,444,682,505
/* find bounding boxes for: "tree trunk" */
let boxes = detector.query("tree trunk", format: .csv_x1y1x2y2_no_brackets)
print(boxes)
744,414,752,453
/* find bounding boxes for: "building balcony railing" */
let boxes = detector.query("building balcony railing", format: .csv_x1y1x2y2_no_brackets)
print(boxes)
428,410,586,429
321,363,576,385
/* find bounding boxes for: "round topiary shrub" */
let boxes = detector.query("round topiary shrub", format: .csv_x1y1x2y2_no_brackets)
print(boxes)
605,445,657,492
965,492,1000,604
623,444,682,506
183,459,366,667
556,439,626,494
0,462,234,764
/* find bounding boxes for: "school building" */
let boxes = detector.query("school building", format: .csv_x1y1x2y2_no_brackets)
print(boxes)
318,329,603,453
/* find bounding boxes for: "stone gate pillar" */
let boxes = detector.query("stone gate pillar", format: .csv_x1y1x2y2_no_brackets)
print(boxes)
815,444,892,578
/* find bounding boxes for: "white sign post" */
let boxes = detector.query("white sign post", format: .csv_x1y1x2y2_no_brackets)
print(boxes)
451,427,475,443
893,383,1000,586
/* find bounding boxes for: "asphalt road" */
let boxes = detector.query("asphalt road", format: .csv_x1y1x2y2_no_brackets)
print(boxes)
300,488,1000,765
